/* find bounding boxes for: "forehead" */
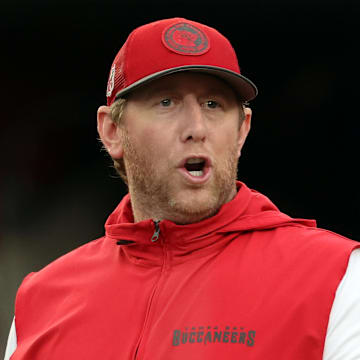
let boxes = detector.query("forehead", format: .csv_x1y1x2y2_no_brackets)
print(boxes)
127,72,238,100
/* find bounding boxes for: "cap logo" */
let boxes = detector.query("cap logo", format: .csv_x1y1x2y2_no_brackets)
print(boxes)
162,22,210,56
106,64,116,97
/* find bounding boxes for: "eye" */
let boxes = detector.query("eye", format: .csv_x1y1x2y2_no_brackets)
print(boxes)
205,100,220,109
160,98,172,107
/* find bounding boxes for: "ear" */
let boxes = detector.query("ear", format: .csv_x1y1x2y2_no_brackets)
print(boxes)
237,107,252,157
97,105,124,159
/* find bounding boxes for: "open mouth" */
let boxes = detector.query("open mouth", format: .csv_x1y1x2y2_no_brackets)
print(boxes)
184,158,206,177
178,156,212,184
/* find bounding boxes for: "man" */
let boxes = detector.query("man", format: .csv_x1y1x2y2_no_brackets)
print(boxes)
4,17,360,360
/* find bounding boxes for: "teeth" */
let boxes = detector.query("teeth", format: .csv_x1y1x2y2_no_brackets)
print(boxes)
189,170,203,177
187,158,204,164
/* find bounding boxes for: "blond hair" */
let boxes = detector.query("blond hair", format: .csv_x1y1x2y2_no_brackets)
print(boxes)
110,98,128,184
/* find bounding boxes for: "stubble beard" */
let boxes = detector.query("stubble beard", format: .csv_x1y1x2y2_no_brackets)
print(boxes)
121,129,239,224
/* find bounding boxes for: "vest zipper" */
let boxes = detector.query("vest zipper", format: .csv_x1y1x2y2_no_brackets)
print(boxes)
134,221,168,359
151,220,161,242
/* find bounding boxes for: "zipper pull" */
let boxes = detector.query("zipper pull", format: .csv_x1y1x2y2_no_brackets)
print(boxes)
151,220,161,242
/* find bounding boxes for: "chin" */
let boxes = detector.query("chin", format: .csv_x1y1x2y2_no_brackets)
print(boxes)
167,188,223,224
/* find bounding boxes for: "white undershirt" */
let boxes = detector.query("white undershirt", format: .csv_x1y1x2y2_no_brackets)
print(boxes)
4,317,16,360
322,248,360,359
4,248,360,359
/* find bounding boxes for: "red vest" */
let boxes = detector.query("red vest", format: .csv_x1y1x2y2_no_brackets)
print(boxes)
12,182,359,359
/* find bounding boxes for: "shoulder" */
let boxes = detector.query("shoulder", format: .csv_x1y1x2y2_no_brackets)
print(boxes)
14,236,117,321
13,236,116,341
245,223,360,276
18,236,110,292
276,222,359,252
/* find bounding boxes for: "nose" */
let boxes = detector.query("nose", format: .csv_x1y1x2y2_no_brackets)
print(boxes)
180,97,208,143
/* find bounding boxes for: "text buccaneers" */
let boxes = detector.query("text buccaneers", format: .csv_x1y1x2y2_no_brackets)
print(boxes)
172,327,256,347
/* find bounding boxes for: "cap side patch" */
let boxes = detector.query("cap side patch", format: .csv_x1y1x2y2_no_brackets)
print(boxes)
106,64,116,97
162,22,210,56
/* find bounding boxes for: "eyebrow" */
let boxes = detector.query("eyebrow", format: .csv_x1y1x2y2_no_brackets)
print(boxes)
132,83,174,101
130,76,237,102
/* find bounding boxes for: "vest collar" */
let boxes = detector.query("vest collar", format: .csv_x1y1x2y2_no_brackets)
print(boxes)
104,181,316,264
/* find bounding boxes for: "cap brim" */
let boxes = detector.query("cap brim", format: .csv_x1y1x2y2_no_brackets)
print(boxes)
115,65,258,102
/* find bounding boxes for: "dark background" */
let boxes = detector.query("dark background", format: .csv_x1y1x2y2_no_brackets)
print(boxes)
1,0,358,354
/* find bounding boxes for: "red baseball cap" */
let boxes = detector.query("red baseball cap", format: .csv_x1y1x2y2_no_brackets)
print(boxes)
106,17,258,105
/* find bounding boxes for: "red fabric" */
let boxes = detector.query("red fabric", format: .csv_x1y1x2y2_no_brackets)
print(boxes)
12,182,359,359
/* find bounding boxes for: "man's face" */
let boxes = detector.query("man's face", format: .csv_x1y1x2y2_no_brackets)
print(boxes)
118,72,251,224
